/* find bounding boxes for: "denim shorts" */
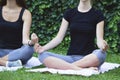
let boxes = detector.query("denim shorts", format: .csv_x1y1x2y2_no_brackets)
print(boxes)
39,49,106,67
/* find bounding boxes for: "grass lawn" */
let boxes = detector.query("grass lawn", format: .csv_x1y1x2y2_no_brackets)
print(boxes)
0,47,120,80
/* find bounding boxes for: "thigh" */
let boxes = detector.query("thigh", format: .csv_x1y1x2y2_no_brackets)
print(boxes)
39,51,75,63
72,49,106,68
0,49,13,57
8,45,34,64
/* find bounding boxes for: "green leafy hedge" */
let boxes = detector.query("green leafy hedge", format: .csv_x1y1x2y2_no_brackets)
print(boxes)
26,0,120,54
95,0,120,54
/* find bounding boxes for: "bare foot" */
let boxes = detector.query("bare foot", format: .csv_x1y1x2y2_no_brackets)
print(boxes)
88,67,98,71
34,43,40,53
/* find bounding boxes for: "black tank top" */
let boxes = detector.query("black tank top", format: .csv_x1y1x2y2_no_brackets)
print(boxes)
0,7,25,49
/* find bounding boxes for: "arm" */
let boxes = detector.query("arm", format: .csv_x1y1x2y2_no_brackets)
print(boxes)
22,9,38,45
38,18,69,52
96,21,108,51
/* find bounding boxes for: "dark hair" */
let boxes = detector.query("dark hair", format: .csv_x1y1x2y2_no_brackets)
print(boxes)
0,0,27,8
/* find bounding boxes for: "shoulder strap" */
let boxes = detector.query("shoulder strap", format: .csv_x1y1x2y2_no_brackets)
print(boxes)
18,8,25,21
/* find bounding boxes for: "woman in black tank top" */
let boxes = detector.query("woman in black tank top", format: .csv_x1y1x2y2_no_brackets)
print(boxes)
0,0,38,67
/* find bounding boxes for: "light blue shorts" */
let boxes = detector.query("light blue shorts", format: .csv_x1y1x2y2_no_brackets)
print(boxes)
38,49,107,67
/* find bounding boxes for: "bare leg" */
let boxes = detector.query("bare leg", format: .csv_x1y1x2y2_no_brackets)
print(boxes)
72,54,99,68
0,55,8,66
1,55,8,61
39,50,104,70
43,56,82,70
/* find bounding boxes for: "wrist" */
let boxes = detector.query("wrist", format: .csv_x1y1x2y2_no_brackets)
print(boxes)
28,40,34,46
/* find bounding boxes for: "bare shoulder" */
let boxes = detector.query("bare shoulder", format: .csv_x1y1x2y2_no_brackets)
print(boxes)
24,9,31,15
22,9,32,20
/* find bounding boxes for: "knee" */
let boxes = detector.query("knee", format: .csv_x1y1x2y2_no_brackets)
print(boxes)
23,45,34,55
38,52,52,63
93,49,107,56
93,49,107,67
21,45,34,64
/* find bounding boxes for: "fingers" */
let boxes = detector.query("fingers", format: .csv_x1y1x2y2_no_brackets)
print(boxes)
97,40,109,51
31,33,39,44
34,43,40,53
31,33,44,54
34,43,44,54
31,33,38,40
34,43,40,50
102,40,109,51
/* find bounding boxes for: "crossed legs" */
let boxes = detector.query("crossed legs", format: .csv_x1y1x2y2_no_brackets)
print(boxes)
39,49,106,70
0,45,34,66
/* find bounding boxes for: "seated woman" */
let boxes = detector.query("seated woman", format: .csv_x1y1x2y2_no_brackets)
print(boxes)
35,0,108,70
0,0,38,67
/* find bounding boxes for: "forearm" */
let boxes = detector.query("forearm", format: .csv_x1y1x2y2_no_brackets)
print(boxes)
22,9,33,45
97,35,104,42
42,37,63,51
42,18,68,51
22,39,32,45
97,29,104,41
96,21,104,42
96,21,108,50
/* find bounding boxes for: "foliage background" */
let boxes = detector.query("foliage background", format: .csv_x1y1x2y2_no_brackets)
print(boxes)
26,0,120,54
